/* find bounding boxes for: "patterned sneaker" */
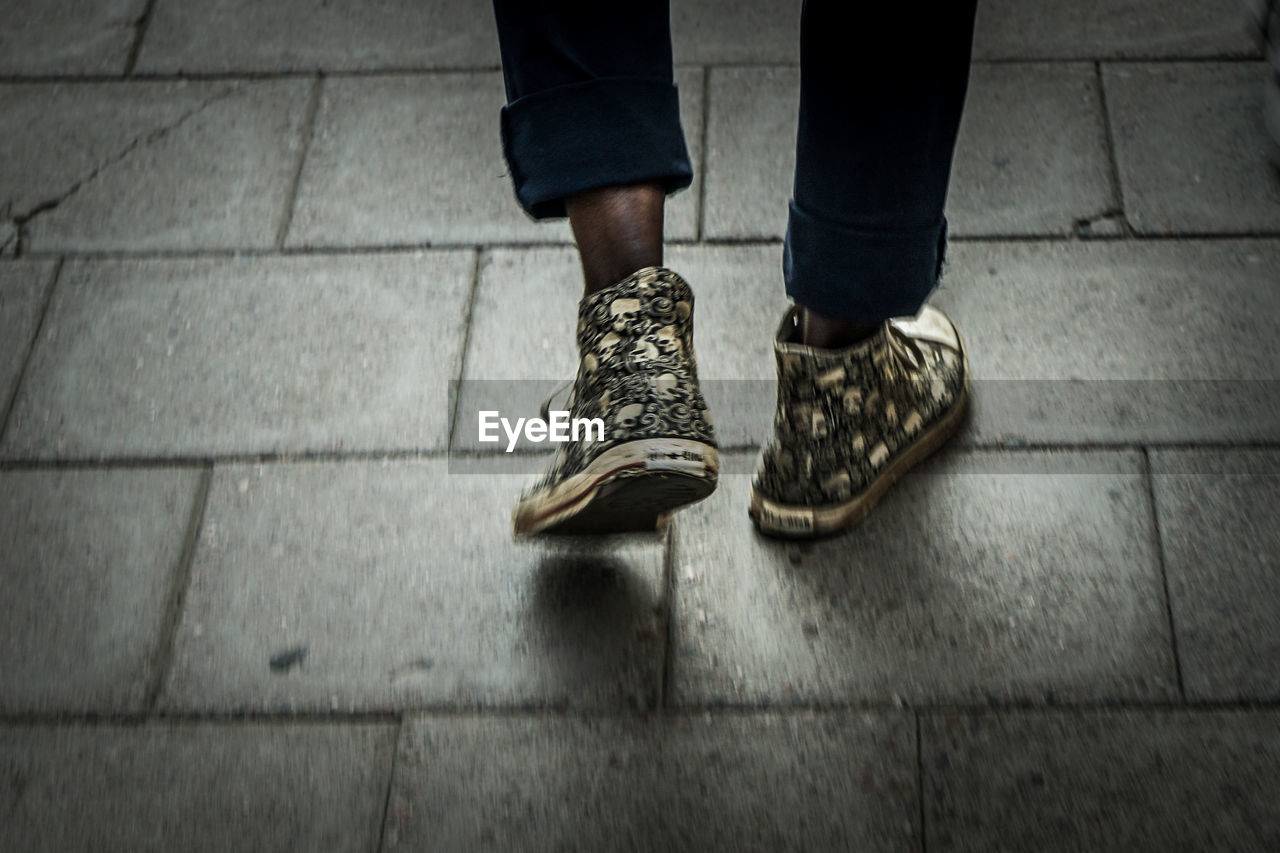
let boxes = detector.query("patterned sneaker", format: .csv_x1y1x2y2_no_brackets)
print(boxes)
512,266,719,536
749,303,969,538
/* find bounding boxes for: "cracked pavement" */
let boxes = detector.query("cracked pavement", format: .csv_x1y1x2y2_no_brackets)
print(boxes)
4,83,241,255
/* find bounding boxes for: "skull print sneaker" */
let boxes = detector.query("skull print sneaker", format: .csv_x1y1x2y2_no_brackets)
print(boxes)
749,303,969,539
512,266,719,536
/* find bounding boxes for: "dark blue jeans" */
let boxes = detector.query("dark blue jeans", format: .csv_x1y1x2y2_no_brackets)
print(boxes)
492,1,978,324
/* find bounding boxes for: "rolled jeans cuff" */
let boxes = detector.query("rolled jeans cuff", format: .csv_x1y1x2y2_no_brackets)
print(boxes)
783,199,948,324
499,76,694,220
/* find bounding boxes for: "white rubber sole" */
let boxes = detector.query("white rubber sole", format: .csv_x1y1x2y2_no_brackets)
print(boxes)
749,387,968,539
512,437,719,537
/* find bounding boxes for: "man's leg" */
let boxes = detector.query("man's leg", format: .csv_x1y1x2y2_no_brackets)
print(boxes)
491,1,718,536
491,1,688,294
786,0,979,345
750,0,980,538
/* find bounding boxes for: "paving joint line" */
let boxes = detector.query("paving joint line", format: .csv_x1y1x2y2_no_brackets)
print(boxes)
915,712,929,853
978,54,1264,65
374,716,404,853
9,233,1280,264
3,697,1280,729
143,466,213,711
8,245,485,263
0,449,451,470
950,230,1280,242
5,440,1280,472
0,258,62,445
1092,59,1138,237
445,249,486,451
0,711,404,727
0,55,1268,87
280,238,576,254
1142,446,1189,702
695,66,711,242
123,0,159,77
658,521,679,712
274,75,325,249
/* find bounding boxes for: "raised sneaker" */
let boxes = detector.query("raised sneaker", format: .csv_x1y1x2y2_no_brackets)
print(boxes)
512,266,718,536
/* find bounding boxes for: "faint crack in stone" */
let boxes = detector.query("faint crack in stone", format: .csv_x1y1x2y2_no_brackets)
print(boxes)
9,83,245,240
0,221,16,257
1073,208,1130,239
0,202,14,256
3,764,30,823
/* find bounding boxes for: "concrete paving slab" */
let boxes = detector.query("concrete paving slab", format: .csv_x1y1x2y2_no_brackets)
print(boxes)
948,63,1114,236
0,80,311,252
160,460,667,712
288,70,702,248
0,468,200,712
665,244,790,449
457,247,582,384
703,64,1113,240
973,0,1257,59
672,0,801,65
922,710,1280,852
386,712,917,851
0,0,144,75
0,723,395,853
450,247,583,458
137,0,501,73
1150,449,1280,702
450,245,788,454
669,450,1177,707
138,0,802,72
2,252,471,459
1104,62,1280,234
1,81,216,228
0,261,54,419
701,66,797,241
935,239,1280,444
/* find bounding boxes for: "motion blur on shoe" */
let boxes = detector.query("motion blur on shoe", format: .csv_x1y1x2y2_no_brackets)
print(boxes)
511,266,718,537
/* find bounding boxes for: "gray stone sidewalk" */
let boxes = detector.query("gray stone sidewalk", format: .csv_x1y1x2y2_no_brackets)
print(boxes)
2,0,1280,850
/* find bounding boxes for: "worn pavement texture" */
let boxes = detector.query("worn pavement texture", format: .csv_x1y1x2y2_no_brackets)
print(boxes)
2,1,1278,850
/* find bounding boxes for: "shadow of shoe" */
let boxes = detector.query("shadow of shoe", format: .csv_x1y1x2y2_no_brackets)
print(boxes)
521,547,665,710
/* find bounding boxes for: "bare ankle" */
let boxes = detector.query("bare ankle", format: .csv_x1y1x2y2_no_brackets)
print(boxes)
566,182,666,295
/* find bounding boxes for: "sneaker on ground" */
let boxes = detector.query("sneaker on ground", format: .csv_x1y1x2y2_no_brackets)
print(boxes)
750,303,969,539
